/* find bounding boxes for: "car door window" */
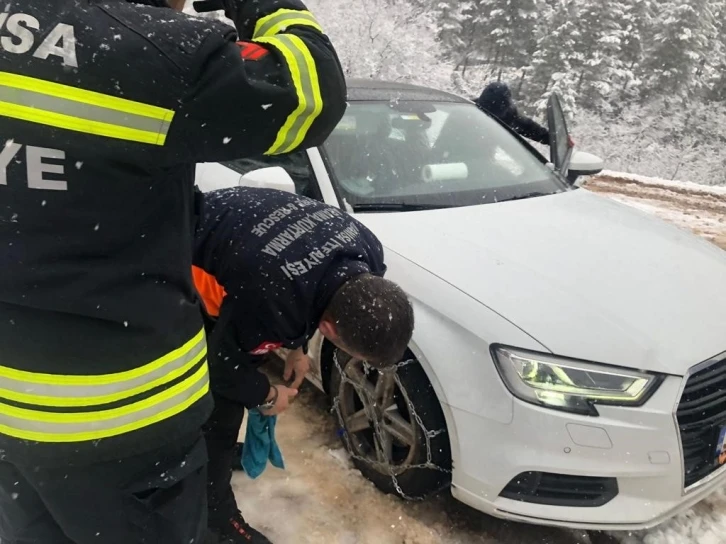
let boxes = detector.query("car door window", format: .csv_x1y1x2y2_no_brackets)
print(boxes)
546,94,571,174
221,151,321,201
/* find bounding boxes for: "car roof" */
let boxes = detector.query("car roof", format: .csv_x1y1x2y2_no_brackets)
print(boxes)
346,78,469,104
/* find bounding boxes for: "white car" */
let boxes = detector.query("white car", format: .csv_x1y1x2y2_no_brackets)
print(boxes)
195,79,726,530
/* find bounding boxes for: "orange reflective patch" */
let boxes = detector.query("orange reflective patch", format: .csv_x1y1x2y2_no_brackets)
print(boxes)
192,266,227,318
236,41,270,61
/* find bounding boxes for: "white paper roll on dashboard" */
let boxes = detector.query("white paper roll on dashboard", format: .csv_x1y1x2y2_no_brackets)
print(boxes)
422,163,468,183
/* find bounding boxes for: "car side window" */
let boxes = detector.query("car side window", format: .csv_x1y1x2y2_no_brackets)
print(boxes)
221,151,322,201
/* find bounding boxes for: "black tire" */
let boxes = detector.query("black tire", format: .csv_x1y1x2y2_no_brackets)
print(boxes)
328,348,451,499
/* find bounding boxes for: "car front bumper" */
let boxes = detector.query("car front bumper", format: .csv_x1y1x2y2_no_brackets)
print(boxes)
446,373,726,530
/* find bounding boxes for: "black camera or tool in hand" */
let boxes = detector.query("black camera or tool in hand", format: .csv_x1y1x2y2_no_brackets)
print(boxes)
192,0,249,33
192,0,223,12
193,0,243,18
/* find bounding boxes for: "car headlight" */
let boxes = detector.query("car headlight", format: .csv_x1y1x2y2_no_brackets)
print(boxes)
492,346,663,415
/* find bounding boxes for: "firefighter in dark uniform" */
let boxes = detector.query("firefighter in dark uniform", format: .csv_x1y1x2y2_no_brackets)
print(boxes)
192,187,415,543
0,0,345,542
475,82,550,144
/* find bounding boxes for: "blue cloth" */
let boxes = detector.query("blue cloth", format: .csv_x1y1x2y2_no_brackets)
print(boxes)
241,409,285,479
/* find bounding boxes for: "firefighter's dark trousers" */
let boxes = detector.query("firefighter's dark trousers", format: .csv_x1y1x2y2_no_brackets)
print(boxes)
203,393,246,530
0,433,208,544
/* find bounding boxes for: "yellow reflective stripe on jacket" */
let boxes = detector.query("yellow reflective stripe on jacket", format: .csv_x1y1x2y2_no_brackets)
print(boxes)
0,71,174,145
0,328,205,387
0,365,210,443
0,329,208,442
0,344,207,408
257,35,323,155
253,9,323,39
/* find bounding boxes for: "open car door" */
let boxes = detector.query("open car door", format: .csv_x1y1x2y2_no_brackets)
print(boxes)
547,93,573,175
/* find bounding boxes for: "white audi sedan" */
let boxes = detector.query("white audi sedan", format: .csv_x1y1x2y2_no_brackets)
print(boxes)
195,79,726,530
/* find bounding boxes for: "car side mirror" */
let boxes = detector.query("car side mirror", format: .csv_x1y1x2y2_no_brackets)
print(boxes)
239,166,296,194
567,151,605,184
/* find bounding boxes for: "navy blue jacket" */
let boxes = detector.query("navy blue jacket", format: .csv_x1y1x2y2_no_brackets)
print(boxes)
194,187,386,407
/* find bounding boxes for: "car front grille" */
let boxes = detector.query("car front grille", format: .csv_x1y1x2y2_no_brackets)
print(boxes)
499,472,618,507
676,353,726,488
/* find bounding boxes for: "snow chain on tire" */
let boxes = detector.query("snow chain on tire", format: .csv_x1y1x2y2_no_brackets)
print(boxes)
330,350,451,501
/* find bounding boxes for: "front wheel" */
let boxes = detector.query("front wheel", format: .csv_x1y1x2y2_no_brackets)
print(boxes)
329,349,451,499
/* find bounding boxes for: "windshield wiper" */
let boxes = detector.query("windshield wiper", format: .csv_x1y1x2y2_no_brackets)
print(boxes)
497,191,558,203
353,203,450,212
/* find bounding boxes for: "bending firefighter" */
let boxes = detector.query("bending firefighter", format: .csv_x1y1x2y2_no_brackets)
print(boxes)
193,187,415,543
0,0,345,542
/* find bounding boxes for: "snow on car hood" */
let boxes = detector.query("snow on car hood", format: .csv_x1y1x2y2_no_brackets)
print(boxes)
355,189,726,375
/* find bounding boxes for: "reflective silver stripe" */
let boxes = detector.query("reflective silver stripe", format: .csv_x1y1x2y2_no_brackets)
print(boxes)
0,365,210,442
0,71,175,145
257,35,323,155
0,340,205,404
254,9,322,38
0,85,173,136
0,330,206,408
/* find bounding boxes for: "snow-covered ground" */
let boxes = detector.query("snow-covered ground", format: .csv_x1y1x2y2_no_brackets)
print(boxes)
232,173,726,544
233,379,590,544
586,173,726,251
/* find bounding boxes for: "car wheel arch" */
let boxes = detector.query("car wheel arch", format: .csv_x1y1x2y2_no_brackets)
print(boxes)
319,337,447,403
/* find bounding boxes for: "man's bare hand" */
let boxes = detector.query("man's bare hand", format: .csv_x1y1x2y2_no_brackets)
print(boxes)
284,348,312,389
259,385,298,416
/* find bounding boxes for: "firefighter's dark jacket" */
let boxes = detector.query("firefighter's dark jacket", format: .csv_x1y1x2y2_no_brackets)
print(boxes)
475,83,549,145
193,187,386,409
0,0,346,464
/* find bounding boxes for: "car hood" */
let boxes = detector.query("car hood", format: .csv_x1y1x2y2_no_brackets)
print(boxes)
355,189,726,375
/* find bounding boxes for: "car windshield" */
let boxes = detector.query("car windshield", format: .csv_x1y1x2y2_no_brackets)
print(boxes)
322,101,567,211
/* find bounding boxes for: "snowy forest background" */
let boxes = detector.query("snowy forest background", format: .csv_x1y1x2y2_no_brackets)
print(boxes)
190,0,726,186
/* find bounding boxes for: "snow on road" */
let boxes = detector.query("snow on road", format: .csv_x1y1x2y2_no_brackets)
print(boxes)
233,380,593,544
586,174,726,251
232,174,726,544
